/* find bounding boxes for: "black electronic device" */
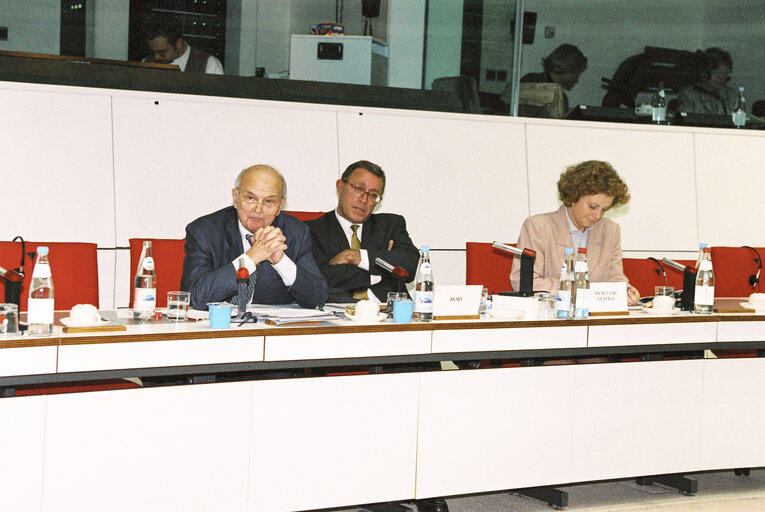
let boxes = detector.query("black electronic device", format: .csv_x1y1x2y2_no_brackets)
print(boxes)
317,42,343,60
568,105,639,124
677,112,735,128
663,258,697,311
743,246,762,289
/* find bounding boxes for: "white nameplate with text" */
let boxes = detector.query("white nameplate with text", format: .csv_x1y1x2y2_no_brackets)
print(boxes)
433,285,483,319
589,282,628,313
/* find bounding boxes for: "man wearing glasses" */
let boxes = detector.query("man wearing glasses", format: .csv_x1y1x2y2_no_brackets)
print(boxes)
306,160,419,303
181,164,327,310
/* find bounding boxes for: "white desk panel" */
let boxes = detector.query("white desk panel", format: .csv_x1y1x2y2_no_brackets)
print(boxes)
525,122,698,251
43,383,252,512
716,320,765,342
57,336,264,372
700,359,765,470
0,87,115,245
588,320,717,347
432,325,587,353
249,373,419,511
694,132,765,246
112,96,339,242
571,360,704,481
264,330,431,361
337,111,529,249
0,346,57,377
416,366,575,497
0,396,46,512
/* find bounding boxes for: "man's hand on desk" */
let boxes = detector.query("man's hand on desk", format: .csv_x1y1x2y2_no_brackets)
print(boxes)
329,249,362,266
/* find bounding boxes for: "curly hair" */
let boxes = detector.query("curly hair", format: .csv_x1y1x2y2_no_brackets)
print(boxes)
557,160,630,207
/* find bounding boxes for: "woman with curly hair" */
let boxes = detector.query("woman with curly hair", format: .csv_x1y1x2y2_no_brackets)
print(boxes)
510,160,640,305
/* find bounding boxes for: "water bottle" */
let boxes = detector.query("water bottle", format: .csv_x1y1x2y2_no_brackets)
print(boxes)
695,242,709,269
133,241,157,321
413,246,434,322
556,248,575,319
28,246,55,336
574,248,590,319
651,81,666,124
694,246,715,314
732,86,746,128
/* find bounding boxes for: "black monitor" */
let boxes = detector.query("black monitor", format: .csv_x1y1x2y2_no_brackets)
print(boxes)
568,105,639,123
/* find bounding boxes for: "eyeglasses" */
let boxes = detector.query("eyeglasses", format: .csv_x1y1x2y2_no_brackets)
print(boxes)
239,194,280,211
344,180,383,204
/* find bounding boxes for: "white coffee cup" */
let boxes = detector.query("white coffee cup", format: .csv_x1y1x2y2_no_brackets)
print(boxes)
748,293,765,308
652,295,675,312
69,304,101,324
355,300,380,318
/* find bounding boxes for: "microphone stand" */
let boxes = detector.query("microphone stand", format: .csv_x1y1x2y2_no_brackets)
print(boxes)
492,242,536,297
662,258,697,311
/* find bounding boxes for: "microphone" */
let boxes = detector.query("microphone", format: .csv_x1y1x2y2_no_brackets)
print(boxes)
662,258,697,311
375,257,409,279
648,257,668,285
0,265,24,283
492,242,537,297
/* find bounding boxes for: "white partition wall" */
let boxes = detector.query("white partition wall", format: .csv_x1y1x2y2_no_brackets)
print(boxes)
0,396,46,512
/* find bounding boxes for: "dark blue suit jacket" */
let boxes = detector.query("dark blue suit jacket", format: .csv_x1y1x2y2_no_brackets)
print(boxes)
306,211,419,303
180,206,328,310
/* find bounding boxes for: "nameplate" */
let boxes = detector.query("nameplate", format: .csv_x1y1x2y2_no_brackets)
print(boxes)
589,282,628,313
433,285,482,320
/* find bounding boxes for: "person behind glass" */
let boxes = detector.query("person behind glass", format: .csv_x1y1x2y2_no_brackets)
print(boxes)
142,12,224,74
180,165,328,310
520,43,588,111
306,160,419,303
510,160,640,306
677,47,737,116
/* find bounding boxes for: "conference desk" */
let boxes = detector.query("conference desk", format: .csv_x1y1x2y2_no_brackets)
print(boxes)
1,307,764,512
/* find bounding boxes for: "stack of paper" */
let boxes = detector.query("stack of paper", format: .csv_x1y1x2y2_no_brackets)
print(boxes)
248,305,337,325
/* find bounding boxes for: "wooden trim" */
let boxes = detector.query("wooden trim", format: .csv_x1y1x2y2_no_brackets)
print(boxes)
0,50,179,71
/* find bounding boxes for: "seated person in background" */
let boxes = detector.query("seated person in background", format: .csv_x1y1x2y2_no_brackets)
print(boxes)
142,12,224,74
510,160,640,305
181,165,328,310
502,43,588,114
678,47,737,116
307,160,419,303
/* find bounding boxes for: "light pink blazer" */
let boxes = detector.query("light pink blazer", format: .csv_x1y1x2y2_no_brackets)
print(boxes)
510,205,629,293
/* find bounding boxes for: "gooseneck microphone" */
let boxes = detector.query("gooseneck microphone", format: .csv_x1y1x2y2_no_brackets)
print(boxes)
0,265,24,283
375,257,409,279
648,257,668,285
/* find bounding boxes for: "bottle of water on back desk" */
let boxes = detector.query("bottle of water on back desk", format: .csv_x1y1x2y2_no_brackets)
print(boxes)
133,241,157,322
732,87,746,128
28,246,54,336
413,246,434,322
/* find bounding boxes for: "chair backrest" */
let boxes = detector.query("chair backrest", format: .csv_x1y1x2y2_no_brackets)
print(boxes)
709,246,764,297
283,210,325,222
0,241,99,311
465,242,515,295
128,238,186,308
622,257,696,297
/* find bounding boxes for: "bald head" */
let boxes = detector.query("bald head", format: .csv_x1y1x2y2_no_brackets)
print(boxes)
232,164,287,233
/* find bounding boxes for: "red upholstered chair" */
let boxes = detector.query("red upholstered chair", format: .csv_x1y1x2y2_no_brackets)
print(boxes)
128,238,186,308
622,257,695,297
283,210,325,222
0,241,99,311
709,246,764,297
465,242,515,295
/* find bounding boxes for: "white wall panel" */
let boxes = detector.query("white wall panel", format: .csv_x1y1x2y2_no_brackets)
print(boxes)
0,87,115,245
694,131,765,246
114,248,131,308
43,384,252,512
96,249,116,310
249,373,419,511
0,396,46,512
429,249,466,285
111,96,340,243
525,122,698,251
337,111,529,249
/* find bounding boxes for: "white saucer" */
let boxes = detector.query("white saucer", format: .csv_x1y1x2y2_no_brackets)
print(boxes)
487,308,526,320
641,306,681,315
740,302,765,314
60,317,110,328
344,312,388,323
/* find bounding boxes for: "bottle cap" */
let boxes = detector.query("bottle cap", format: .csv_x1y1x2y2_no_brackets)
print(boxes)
420,245,430,253
565,247,574,254
700,243,708,249
578,247,587,254
38,246,49,256
738,86,744,92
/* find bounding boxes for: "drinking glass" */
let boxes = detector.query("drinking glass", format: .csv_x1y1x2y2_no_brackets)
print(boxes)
386,292,408,318
167,291,191,321
0,303,20,337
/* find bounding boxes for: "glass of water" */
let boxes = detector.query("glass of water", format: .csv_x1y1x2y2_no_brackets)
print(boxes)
0,303,20,337
167,291,190,321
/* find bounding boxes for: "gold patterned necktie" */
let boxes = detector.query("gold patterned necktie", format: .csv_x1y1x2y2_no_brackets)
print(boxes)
350,225,368,300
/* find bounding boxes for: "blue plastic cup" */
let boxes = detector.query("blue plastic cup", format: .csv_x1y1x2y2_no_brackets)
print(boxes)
393,299,414,324
208,302,232,329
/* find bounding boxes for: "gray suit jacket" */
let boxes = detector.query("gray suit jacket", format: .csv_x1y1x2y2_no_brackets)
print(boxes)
180,206,328,310
510,205,629,293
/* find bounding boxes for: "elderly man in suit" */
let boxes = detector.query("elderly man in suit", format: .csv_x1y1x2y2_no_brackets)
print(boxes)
181,164,327,310
306,160,419,304
510,160,640,305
